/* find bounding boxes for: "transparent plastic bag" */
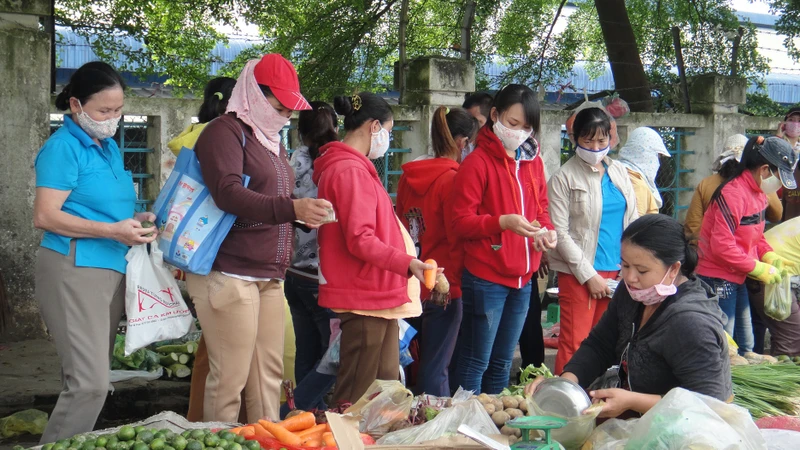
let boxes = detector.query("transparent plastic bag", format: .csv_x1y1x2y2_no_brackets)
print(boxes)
376,398,499,445
625,388,765,450
581,419,637,450
344,380,414,437
765,276,793,321
527,397,602,450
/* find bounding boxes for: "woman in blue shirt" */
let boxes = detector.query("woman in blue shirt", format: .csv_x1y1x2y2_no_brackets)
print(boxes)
33,61,157,443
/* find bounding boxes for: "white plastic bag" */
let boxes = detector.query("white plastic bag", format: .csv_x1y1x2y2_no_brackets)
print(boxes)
765,276,793,321
124,244,193,356
376,399,499,445
625,388,766,449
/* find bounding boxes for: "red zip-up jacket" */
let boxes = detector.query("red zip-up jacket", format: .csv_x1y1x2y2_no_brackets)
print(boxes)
697,170,773,284
313,141,414,310
450,127,553,289
396,157,464,299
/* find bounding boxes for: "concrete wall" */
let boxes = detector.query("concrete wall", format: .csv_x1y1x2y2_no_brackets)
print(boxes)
0,3,53,341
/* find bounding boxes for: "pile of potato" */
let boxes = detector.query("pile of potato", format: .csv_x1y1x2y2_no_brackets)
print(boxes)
475,393,528,445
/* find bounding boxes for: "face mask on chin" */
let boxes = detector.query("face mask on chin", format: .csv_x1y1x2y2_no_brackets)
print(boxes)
625,269,678,306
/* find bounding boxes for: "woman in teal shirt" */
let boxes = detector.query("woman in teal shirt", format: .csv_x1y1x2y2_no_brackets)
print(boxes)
33,61,157,443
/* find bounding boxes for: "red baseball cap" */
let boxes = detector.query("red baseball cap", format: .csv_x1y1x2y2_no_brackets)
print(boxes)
253,54,311,111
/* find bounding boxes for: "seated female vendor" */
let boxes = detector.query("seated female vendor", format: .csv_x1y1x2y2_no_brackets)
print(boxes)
525,214,732,418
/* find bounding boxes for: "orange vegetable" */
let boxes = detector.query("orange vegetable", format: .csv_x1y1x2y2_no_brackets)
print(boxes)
238,426,256,438
296,424,328,440
321,432,337,448
251,423,274,439
423,259,438,290
301,437,322,448
258,420,302,446
229,427,243,435
278,411,316,432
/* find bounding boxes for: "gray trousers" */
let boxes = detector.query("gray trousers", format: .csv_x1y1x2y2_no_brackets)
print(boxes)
36,243,125,443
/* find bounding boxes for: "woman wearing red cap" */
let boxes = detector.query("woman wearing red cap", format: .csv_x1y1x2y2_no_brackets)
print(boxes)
186,54,332,422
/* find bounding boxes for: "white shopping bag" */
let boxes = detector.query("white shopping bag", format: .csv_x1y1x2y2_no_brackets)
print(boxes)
124,244,193,356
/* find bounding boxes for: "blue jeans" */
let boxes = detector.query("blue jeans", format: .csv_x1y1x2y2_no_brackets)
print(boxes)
454,270,531,394
699,276,754,353
285,274,335,384
415,298,463,397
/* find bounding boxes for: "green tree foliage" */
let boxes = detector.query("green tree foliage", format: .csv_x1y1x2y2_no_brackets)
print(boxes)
53,0,783,113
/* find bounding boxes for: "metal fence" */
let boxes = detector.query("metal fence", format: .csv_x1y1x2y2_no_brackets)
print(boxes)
559,128,695,218
50,115,154,212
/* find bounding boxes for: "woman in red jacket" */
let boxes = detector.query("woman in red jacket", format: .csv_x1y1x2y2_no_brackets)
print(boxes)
450,84,557,394
313,92,434,403
396,106,479,396
697,136,798,353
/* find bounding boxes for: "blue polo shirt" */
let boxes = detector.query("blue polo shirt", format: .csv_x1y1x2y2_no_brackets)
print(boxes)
594,169,626,271
35,115,136,274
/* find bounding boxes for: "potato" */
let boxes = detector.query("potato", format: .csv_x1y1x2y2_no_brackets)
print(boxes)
477,393,492,404
491,398,504,411
484,403,496,415
518,398,529,413
508,435,519,445
492,411,511,427
500,425,516,436
505,408,524,419
501,396,519,409
513,394,525,404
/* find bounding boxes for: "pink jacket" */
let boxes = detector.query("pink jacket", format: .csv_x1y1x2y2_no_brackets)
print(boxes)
696,171,773,284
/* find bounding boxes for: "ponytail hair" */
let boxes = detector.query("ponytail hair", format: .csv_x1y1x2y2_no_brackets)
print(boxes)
55,61,125,111
431,106,478,159
622,214,698,277
711,136,776,203
198,77,236,123
298,101,339,160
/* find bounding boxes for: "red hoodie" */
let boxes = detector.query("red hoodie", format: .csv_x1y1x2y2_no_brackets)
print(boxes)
396,157,464,299
313,141,414,311
450,127,553,289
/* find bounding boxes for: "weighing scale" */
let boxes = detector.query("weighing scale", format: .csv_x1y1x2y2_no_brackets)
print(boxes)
505,416,567,450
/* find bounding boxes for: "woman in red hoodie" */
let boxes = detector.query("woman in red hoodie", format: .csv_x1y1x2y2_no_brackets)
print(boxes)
396,106,479,396
313,92,434,403
450,84,557,394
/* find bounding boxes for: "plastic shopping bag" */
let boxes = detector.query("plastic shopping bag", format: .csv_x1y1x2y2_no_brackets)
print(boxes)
124,244,193,356
152,144,249,275
765,276,793,321
376,399,499,445
344,380,414,437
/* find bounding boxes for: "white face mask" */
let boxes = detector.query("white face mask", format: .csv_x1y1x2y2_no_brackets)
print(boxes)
493,119,531,152
368,126,390,160
576,144,610,166
461,142,475,162
77,101,120,140
760,170,782,195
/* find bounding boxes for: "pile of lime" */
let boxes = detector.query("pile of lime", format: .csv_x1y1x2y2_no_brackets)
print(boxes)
37,426,262,450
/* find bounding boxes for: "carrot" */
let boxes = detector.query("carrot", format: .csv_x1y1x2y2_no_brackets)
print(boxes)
423,259,438,290
229,427,243,435
278,411,317,432
301,437,322,447
321,432,337,448
258,420,302,446
296,423,328,439
238,426,256,438
251,423,274,439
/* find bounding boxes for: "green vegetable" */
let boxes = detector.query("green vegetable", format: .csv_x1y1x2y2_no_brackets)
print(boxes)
500,363,554,397
156,342,197,355
731,363,800,418
140,221,155,237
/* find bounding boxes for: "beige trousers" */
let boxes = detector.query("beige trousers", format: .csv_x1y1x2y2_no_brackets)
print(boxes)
36,243,125,444
186,271,285,422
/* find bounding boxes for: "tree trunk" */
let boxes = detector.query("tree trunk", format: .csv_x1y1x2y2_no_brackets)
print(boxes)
594,0,654,112
461,0,477,60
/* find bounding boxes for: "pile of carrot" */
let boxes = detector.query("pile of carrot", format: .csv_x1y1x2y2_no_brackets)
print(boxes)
227,412,352,449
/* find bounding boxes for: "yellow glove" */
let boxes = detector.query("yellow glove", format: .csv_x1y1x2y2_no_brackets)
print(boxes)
749,261,783,284
762,252,797,274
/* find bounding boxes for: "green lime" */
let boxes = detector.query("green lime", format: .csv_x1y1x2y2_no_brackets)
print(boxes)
244,441,260,450
95,447,107,450
96,437,108,448
226,443,241,450
232,436,245,446
150,438,167,450
153,433,165,441
43,444,55,450
52,444,66,450
217,441,230,450
189,430,205,441
58,440,72,447
118,441,133,450
185,440,204,450
107,436,119,446
164,446,175,450
73,436,87,445
203,435,219,448
171,436,188,450
132,443,149,450
138,431,155,444
67,447,78,450
219,432,235,443
81,441,96,450
118,426,136,442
